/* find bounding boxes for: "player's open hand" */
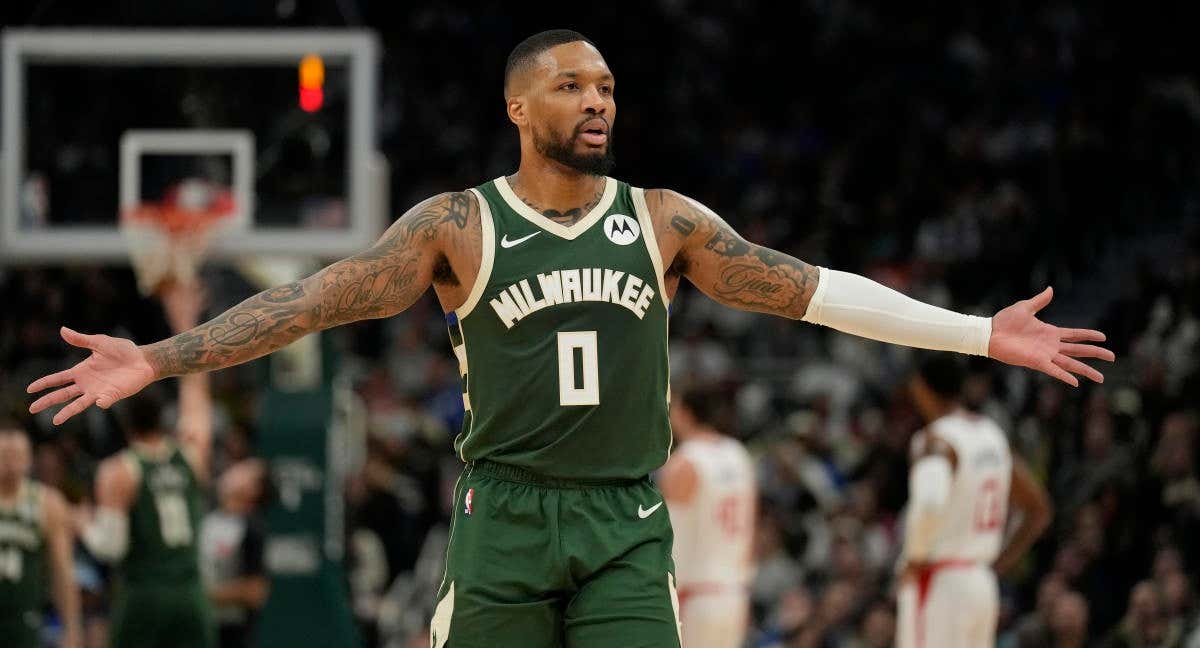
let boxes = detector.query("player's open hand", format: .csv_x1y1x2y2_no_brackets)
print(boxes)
26,327,157,425
988,287,1115,387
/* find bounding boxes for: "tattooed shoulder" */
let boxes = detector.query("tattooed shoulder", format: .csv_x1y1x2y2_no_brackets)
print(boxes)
442,191,474,229
401,191,475,241
646,188,820,319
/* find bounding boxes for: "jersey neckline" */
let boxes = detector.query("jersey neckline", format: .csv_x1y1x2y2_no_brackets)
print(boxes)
493,175,617,241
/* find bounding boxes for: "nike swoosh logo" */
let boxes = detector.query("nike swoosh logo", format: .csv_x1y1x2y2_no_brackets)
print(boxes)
500,231,540,248
637,502,664,519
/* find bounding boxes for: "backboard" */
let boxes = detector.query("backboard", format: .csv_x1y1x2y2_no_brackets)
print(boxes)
1,29,385,262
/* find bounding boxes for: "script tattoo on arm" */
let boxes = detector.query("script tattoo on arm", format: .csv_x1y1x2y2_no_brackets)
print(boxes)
144,191,475,377
648,189,820,319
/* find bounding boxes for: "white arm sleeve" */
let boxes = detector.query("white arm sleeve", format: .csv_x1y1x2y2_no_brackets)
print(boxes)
81,507,129,563
905,455,953,561
801,267,992,356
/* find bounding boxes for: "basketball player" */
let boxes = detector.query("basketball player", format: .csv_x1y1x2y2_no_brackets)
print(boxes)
28,30,1111,647
0,421,82,648
660,391,756,648
76,282,214,648
896,355,1053,648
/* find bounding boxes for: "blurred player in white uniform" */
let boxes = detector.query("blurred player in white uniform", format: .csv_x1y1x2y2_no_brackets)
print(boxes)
660,391,756,648
897,355,1053,648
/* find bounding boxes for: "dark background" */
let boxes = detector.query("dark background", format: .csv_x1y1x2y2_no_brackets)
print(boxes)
2,2,1199,647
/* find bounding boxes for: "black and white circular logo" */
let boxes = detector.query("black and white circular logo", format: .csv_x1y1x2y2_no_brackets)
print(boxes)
604,213,641,245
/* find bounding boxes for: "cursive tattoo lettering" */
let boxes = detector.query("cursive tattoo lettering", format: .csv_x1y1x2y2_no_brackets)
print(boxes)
144,192,477,377
647,189,819,319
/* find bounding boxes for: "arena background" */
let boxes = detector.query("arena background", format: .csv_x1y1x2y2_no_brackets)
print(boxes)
2,2,1199,647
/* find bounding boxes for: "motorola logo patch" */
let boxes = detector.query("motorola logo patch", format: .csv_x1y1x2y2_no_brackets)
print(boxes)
604,213,641,245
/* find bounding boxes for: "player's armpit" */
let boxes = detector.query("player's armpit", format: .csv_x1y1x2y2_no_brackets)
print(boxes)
142,191,476,377
646,189,820,319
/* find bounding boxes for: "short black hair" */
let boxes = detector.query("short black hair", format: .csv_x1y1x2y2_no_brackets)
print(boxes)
0,417,24,436
677,388,720,426
917,353,966,400
505,29,595,95
113,384,167,437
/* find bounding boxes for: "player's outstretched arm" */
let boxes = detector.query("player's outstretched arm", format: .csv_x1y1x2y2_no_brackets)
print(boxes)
993,456,1052,576
28,192,475,424
648,189,1114,386
901,433,956,566
161,280,214,483
77,456,137,563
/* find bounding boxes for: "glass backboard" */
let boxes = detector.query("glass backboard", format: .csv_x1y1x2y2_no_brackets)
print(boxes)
1,29,385,262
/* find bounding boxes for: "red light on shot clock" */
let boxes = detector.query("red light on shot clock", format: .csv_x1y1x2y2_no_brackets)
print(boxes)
299,54,325,112
299,86,324,112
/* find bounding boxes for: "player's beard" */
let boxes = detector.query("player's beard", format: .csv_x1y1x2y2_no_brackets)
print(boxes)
533,121,615,176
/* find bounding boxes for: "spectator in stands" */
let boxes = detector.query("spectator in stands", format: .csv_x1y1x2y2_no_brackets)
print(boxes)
1150,413,1200,557
1012,572,1069,648
200,459,268,648
1100,580,1181,648
849,600,895,648
1051,592,1092,648
1160,572,1197,641
2,3,1200,646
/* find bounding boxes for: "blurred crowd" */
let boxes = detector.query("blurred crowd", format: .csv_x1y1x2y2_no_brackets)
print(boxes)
4,1,1200,647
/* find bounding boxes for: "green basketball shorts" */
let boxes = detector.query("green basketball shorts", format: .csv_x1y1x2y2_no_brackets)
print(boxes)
109,581,214,648
431,460,682,648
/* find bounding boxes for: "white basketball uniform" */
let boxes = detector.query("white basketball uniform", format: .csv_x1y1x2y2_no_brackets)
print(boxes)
898,411,1012,648
667,436,756,648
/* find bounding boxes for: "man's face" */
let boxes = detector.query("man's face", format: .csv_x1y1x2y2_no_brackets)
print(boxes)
0,432,31,482
517,41,616,175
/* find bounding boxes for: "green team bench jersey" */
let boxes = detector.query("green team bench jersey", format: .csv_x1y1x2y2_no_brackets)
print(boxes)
446,176,672,480
0,481,45,622
121,444,203,585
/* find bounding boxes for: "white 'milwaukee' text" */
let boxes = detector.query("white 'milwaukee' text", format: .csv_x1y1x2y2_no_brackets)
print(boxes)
489,268,655,329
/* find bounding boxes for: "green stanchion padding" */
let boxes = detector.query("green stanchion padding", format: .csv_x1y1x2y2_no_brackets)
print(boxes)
254,336,359,648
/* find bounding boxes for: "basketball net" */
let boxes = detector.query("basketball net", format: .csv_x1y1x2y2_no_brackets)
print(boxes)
121,178,235,295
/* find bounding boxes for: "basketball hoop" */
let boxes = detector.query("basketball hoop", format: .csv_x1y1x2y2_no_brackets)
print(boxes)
121,178,236,295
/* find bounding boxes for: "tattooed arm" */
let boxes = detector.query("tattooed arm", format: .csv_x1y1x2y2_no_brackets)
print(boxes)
648,189,819,319
28,192,477,424
143,191,475,376
648,189,1113,385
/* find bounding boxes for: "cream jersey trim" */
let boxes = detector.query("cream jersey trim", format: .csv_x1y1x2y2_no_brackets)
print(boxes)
631,186,669,309
454,188,496,319
493,176,617,241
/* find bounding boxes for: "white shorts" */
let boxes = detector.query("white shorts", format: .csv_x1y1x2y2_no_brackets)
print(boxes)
897,562,997,648
677,587,748,648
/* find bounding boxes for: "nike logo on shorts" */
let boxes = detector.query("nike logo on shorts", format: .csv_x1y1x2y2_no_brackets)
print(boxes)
638,502,664,519
500,232,540,248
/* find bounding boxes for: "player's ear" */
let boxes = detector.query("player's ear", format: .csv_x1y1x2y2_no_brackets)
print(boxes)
507,96,527,127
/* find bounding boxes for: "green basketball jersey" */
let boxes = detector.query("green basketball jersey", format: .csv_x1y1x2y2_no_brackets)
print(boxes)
0,481,45,619
446,176,672,480
121,444,203,585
